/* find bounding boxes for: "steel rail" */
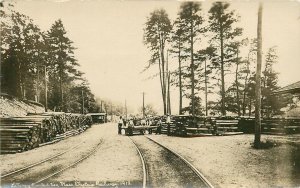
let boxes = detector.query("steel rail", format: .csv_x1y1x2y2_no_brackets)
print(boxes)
32,139,103,185
1,142,83,179
128,137,147,188
145,136,215,188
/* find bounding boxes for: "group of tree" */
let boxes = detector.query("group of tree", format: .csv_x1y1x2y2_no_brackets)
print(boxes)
143,2,293,117
0,4,100,114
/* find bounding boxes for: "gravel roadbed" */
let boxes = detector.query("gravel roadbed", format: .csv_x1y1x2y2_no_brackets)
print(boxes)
131,136,207,188
48,123,142,186
147,134,300,188
1,123,142,187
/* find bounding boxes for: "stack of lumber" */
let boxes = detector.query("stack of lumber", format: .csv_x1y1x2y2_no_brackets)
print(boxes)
185,117,214,136
262,118,285,135
161,119,171,135
237,117,300,134
0,113,92,154
0,116,48,153
285,117,300,134
262,117,300,135
213,117,243,136
238,116,255,133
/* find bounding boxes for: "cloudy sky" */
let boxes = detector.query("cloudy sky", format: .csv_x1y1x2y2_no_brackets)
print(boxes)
11,0,300,114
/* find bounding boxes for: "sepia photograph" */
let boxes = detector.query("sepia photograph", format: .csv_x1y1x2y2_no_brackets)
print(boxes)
0,0,299,187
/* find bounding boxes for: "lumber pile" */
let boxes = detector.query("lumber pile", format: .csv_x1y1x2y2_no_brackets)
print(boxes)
262,117,300,135
238,117,300,134
185,117,214,136
238,116,255,133
212,117,243,136
0,113,92,154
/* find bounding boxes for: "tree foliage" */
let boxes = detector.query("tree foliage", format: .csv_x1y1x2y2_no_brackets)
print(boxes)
142,2,293,118
1,7,100,114
208,2,243,115
143,9,172,115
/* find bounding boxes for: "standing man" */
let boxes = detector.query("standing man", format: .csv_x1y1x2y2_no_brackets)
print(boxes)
122,117,127,128
156,118,162,134
118,116,123,134
141,118,146,126
166,114,171,136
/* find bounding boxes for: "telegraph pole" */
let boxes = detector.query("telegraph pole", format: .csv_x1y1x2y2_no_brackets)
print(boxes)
125,99,127,119
167,71,171,115
81,89,84,114
44,66,48,112
110,103,113,121
166,50,169,114
205,60,208,116
142,92,145,118
254,2,263,148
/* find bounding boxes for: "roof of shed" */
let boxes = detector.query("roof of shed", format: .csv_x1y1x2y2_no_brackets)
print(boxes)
273,81,300,94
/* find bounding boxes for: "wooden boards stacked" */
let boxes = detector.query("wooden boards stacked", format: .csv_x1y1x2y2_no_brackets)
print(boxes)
0,113,92,154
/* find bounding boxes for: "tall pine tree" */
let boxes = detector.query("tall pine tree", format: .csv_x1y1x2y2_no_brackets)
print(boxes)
208,2,243,115
178,2,205,116
47,19,82,111
143,9,172,115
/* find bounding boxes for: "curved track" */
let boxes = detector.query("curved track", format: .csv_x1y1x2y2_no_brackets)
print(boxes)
1,142,83,179
129,135,214,188
128,137,148,188
146,136,214,188
33,140,103,185
1,139,103,186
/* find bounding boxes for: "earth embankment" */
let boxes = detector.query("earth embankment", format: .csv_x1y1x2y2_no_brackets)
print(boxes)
0,95,45,117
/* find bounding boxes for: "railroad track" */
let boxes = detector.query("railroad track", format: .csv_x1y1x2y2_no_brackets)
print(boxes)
129,135,214,188
129,136,148,188
1,139,103,186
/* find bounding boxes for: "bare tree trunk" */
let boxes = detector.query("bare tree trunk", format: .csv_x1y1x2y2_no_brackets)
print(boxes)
261,62,268,118
167,71,171,115
166,50,169,114
249,98,252,116
44,66,48,112
158,54,166,115
235,49,241,116
36,65,40,102
159,32,167,115
191,22,195,116
59,72,63,110
220,22,226,116
254,2,263,148
178,42,183,115
18,61,23,99
205,60,208,116
242,54,251,116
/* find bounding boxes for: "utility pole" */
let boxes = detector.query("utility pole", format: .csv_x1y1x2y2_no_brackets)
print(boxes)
205,59,208,116
100,100,103,112
254,2,263,148
142,92,145,118
191,24,195,117
166,50,169,115
44,66,48,112
125,99,127,119
81,89,84,114
110,103,113,121
167,71,171,115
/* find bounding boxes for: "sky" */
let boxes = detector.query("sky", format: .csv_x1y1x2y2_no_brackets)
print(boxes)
9,0,300,114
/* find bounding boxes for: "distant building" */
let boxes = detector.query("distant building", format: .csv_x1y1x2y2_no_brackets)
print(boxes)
87,113,107,124
273,81,300,117
273,81,300,95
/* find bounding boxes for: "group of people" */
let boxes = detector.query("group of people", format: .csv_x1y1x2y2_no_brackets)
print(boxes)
117,115,168,135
